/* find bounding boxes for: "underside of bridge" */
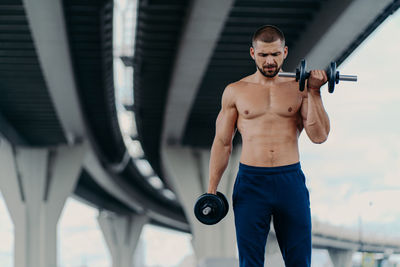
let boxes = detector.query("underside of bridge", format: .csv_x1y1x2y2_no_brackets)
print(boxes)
1,0,400,266
0,0,399,234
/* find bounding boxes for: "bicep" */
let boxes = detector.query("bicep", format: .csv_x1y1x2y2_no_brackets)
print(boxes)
300,95,308,124
296,95,307,133
215,86,238,146
215,106,238,146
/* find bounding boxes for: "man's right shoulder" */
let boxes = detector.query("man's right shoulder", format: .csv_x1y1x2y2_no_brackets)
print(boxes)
225,79,248,93
222,80,249,104
223,82,239,100
227,73,254,89
221,82,242,107
223,73,253,98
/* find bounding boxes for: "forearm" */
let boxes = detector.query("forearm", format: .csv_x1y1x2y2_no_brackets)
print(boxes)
305,90,330,143
207,138,232,194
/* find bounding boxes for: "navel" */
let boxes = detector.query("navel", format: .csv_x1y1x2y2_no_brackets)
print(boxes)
270,150,274,153
288,107,293,112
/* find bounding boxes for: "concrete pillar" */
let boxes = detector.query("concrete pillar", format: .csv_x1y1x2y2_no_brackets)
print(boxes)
0,138,87,267
162,145,239,266
328,248,354,267
162,144,285,266
98,211,148,267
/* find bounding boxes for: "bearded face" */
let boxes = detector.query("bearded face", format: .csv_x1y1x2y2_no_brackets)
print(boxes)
255,60,283,78
250,39,288,78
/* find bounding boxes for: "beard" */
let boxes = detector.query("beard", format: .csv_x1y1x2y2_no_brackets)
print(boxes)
256,61,282,78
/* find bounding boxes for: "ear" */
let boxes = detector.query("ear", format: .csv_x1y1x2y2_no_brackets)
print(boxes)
250,46,255,60
283,46,288,60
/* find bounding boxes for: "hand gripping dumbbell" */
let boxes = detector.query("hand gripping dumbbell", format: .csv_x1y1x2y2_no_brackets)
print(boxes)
278,59,357,93
194,191,229,225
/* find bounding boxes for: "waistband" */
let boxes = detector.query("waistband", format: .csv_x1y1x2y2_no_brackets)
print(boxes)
238,162,301,175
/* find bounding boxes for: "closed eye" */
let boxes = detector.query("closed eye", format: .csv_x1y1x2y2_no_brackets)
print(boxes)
258,52,281,57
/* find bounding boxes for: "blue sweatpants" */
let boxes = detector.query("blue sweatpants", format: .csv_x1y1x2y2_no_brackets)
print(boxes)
232,162,311,267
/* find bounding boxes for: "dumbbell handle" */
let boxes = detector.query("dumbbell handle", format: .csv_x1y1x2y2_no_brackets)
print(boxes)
202,206,212,215
338,74,357,82
278,72,298,78
278,72,357,82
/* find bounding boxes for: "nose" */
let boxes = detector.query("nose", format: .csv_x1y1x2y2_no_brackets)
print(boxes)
265,56,275,65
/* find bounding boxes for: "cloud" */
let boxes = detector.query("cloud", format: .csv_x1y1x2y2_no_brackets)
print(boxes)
302,132,400,227
311,189,400,230
353,190,400,224
383,162,400,187
300,132,400,189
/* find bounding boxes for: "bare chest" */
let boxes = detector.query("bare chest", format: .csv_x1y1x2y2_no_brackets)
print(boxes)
236,85,302,119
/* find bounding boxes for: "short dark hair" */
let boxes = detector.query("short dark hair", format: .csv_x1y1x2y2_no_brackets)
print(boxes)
252,25,285,47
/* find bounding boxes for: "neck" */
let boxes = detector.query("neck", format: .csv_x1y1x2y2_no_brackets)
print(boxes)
254,69,281,85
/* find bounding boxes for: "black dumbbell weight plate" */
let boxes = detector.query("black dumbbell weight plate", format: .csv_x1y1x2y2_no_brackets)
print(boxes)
328,62,336,93
299,59,307,92
216,191,229,218
194,193,225,225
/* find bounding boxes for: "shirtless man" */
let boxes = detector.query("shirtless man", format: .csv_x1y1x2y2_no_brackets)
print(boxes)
206,25,330,267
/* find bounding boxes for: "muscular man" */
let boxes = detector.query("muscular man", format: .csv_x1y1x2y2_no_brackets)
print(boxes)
207,25,330,267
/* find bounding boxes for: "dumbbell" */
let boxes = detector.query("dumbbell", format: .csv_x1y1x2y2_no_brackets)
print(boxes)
278,59,357,93
194,191,229,225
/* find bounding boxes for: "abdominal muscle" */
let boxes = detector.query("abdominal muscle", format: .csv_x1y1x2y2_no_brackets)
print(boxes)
238,115,301,167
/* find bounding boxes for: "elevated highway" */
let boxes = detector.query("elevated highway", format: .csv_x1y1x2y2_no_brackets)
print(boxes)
0,0,399,266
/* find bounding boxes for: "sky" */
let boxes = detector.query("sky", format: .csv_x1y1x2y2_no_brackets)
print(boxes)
0,4,400,267
299,8,400,235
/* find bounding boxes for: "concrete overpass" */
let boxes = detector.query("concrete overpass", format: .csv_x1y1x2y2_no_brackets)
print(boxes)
0,0,399,266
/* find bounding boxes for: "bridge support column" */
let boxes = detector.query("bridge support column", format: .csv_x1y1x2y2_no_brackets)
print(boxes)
162,145,239,266
0,138,87,267
328,248,354,267
162,145,285,267
98,211,148,267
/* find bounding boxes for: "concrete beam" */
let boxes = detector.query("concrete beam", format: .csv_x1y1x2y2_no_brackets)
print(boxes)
285,0,394,71
83,150,144,213
312,235,359,251
23,0,86,144
0,113,28,146
23,0,188,233
161,0,235,145
23,0,143,215
83,151,191,232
